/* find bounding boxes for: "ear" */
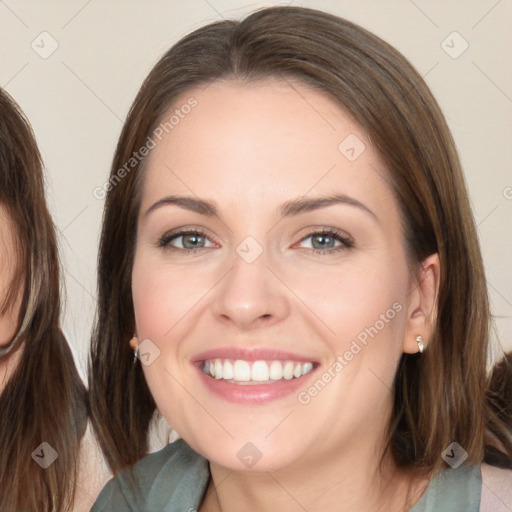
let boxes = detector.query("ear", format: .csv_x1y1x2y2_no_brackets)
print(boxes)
402,253,441,354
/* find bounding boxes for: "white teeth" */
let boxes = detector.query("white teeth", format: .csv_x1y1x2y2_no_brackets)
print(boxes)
269,360,283,380
233,360,251,381
251,361,269,382
283,361,294,380
202,358,314,383
302,362,313,374
214,359,223,380
223,360,234,380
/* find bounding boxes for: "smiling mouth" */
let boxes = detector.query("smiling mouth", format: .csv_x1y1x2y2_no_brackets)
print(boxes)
201,358,316,385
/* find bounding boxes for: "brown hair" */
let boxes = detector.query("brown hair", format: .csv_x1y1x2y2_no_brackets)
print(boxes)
89,5,512,480
0,88,87,511
485,352,512,468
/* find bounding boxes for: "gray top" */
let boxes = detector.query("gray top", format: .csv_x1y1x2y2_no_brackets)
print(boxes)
90,439,482,511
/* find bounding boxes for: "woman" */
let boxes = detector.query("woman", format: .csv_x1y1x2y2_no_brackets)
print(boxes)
89,6,512,511
0,88,89,511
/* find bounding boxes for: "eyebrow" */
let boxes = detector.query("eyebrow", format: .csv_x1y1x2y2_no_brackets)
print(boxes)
144,193,378,222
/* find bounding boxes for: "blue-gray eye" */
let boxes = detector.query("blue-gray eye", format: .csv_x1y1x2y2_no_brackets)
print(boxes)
158,230,213,251
298,229,354,254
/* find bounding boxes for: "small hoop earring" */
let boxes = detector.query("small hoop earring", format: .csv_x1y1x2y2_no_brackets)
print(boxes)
416,335,424,353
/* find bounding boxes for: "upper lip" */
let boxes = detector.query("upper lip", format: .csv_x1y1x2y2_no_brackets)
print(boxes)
192,347,317,364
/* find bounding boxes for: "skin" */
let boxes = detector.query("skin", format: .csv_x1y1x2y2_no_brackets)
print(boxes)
132,79,440,511
0,206,23,392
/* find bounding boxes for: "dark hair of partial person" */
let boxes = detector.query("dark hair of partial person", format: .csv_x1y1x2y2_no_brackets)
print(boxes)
88,4,512,482
0,88,88,512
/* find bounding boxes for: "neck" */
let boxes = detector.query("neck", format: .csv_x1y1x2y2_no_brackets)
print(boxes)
201,438,428,512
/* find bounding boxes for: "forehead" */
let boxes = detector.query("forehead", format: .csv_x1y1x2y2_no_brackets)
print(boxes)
140,78,395,217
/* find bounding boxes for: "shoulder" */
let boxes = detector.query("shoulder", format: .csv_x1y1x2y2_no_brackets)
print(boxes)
480,463,512,512
411,464,482,512
90,439,210,512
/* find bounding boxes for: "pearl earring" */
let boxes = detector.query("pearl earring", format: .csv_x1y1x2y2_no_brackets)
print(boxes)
416,335,424,353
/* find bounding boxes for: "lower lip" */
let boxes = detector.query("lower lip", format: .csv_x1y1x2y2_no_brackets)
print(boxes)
195,363,318,404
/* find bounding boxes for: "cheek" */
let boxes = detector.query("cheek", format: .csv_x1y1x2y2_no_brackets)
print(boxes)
291,261,408,430
287,256,407,351
132,253,234,438
131,252,222,391
131,256,208,338
132,256,190,420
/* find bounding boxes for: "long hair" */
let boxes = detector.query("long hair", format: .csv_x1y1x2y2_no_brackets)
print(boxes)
89,5,512,477
0,88,87,511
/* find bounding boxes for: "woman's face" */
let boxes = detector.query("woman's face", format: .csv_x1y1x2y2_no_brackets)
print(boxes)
132,79,424,472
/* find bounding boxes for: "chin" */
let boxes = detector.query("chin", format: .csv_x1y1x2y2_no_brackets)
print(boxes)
181,428,303,473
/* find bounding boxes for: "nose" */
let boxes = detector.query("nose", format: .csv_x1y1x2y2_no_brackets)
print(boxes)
211,245,290,331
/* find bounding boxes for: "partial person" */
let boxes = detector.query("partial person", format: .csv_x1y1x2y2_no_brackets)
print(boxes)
0,87,105,511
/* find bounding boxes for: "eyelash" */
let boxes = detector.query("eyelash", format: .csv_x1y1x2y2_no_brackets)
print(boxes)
157,228,354,256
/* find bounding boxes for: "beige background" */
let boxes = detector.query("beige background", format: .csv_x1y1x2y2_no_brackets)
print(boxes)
1,0,511,379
